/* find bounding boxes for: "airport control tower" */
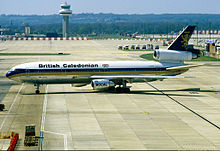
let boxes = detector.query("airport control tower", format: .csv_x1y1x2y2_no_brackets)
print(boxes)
59,2,72,37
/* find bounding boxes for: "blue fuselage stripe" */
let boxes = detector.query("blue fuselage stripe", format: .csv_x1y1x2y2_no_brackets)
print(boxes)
7,67,167,77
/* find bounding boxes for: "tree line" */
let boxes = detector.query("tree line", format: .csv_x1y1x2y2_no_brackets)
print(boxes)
1,14,220,35
5,22,219,36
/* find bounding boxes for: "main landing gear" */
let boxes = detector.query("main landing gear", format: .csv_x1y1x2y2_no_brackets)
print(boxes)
115,81,130,93
116,87,130,93
34,84,40,94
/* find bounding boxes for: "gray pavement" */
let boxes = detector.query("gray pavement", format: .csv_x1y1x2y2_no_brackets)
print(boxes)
0,40,220,150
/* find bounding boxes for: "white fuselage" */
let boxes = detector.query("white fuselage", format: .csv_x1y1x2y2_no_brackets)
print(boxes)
6,61,185,85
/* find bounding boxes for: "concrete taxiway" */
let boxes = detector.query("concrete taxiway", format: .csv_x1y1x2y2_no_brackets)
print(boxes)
0,40,220,150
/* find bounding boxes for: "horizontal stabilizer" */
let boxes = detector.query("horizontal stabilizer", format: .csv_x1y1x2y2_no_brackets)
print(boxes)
166,64,204,70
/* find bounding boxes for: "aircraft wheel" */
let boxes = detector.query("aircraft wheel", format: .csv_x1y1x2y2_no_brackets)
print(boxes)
109,86,115,91
35,90,40,94
116,87,122,93
123,88,130,93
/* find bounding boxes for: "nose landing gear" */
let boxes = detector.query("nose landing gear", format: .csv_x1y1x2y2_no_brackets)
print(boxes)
35,89,40,94
34,84,40,94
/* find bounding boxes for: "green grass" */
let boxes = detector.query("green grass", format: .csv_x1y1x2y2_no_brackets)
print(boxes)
0,53,70,56
88,34,125,39
140,53,156,61
140,53,220,61
123,49,153,51
192,55,220,61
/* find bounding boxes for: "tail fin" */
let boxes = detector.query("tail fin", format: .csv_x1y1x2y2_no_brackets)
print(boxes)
168,25,196,51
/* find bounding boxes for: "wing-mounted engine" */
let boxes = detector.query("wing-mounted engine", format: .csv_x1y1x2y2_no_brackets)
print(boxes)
153,49,198,62
91,79,115,90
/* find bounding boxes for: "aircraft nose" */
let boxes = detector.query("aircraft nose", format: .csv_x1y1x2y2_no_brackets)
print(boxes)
6,71,13,78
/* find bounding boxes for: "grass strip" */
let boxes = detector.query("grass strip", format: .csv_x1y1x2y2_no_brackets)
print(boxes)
140,53,155,61
0,53,70,56
123,49,153,51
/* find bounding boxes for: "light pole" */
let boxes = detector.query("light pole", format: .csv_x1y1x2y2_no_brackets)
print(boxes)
209,22,212,40
196,23,199,46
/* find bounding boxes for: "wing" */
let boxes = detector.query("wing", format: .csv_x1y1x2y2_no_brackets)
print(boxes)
89,64,200,83
90,75,192,80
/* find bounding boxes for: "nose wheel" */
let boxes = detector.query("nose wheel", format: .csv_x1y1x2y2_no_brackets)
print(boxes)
34,84,40,94
35,89,40,94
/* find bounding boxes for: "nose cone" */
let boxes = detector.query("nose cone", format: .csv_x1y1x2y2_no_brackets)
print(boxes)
6,71,13,78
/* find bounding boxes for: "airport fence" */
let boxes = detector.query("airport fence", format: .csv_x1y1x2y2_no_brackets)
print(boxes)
8,37,176,41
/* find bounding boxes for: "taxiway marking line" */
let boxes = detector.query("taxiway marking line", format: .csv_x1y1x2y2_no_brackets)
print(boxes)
39,85,48,151
147,82,220,130
0,83,24,130
64,134,68,150
44,130,68,150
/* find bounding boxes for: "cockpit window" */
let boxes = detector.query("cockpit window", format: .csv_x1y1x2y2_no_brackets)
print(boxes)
9,67,15,71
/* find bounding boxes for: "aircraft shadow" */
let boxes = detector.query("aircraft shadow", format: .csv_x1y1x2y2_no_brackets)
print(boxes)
22,88,218,97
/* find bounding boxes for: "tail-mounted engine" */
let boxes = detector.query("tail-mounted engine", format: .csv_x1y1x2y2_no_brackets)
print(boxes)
91,79,115,90
153,49,198,62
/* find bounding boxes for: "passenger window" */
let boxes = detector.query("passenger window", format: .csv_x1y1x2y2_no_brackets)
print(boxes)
15,68,25,73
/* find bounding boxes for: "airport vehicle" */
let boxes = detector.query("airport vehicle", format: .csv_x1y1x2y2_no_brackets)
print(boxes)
147,44,154,49
123,45,129,50
0,35,7,41
0,104,5,111
118,45,123,50
130,45,135,50
24,125,39,146
6,26,200,94
135,45,140,49
142,45,147,49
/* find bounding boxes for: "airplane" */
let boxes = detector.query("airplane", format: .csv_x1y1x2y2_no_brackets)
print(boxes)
6,25,201,94
0,35,7,41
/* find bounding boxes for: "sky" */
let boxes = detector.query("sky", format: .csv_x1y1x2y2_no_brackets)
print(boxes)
1,0,220,15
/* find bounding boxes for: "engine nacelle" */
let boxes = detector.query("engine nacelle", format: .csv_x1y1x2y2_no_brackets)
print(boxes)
91,79,115,90
153,49,198,62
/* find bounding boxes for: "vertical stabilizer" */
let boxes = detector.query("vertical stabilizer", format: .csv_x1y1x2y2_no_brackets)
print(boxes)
168,26,196,51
